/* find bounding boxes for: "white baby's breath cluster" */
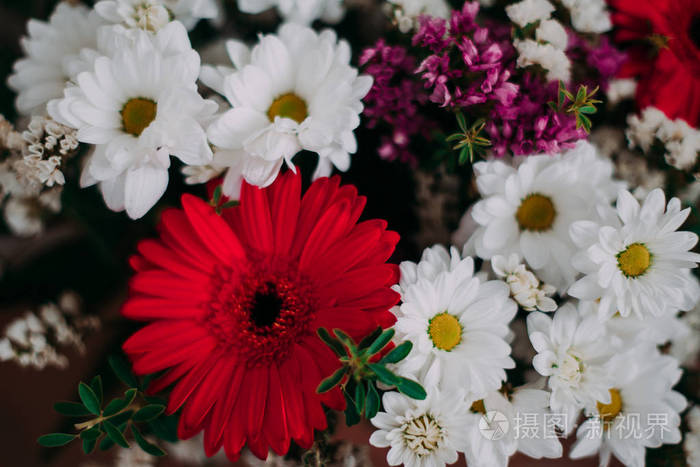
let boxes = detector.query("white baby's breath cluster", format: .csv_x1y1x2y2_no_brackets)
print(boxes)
557,0,611,33
0,292,99,370
626,107,700,172
386,0,451,33
491,253,557,312
507,0,570,83
0,115,79,236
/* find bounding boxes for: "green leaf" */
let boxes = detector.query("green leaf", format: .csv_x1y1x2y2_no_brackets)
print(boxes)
148,415,179,442
103,420,129,448
358,327,383,350
133,404,166,423
354,381,366,414
53,401,92,417
380,341,413,364
90,376,103,406
221,200,239,209
109,354,139,388
80,426,102,440
332,329,357,354
368,363,400,386
316,366,348,393
82,436,98,454
445,133,463,143
575,85,587,104
579,105,597,114
368,329,395,356
212,185,222,205
132,425,166,456
103,397,130,418
343,390,361,426
99,433,115,451
396,377,427,400
317,328,347,358
123,388,138,406
455,112,467,132
365,383,380,419
38,433,76,447
78,382,101,415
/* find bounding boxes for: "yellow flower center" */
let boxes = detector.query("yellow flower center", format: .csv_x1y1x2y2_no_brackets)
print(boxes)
427,312,462,351
267,93,308,124
470,399,486,415
596,388,623,425
516,193,556,232
617,243,651,278
121,98,157,136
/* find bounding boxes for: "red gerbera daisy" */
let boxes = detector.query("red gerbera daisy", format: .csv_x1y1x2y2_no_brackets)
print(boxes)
121,171,400,461
609,0,700,126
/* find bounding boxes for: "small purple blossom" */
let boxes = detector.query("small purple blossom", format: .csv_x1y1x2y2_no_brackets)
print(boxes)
360,39,436,166
412,2,519,109
567,33,627,90
487,74,588,156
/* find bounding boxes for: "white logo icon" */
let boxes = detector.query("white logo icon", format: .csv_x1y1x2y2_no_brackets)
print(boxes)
478,411,509,441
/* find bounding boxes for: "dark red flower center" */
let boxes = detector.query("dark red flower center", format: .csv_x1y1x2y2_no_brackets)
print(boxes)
690,15,700,50
205,261,318,365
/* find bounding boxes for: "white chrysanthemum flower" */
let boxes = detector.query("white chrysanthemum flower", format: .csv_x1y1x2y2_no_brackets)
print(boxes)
514,39,571,83
464,387,562,467
95,0,219,31
392,245,516,399
491,254,557,312
505,0,554,28
237,0,344,25
387,0,451,33
527,303,615,433
570,345,686,467
48,22,215,219
569,188,700,320
7,3,103,116
202,24,372,196
535,19,568,50
685,406,700,467
468,141,622,292
559,0,612,33
369,388,470,467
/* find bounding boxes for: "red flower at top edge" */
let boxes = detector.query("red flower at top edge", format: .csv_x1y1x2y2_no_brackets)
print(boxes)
609,0,700,126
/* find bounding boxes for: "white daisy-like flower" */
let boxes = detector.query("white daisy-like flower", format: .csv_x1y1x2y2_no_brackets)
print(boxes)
48,21,215,219
467,141,622,292
570,345,686,467
491,253,557,312
237,0,344,25
392,245,517,399
464,387,562,467
201,24,372,196
95,0,219,31
505,0,555,28
527,303,615,433
7,3,103,116
369,387,470,467
569,188,700,320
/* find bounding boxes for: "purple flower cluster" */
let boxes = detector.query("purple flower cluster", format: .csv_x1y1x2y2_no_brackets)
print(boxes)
360,39,435,166
567,34,626,90
486,74,588,156
412,2,518,109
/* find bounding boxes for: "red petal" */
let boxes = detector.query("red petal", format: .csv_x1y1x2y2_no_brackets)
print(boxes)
168,357,218,414
137,239,211,282
205,363,245,456
129,270,210,303
262,365,290,455
123,321,208,353
121,298,205,320
267,171,301,256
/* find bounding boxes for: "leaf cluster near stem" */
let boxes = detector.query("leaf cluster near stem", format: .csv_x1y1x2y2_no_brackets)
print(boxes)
445,112,491,164
316,327,426,426
209,185,239,214
38,353,177,457
548,81,602,133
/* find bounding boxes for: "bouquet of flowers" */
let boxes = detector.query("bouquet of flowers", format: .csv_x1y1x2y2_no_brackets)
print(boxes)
0,0,699,466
